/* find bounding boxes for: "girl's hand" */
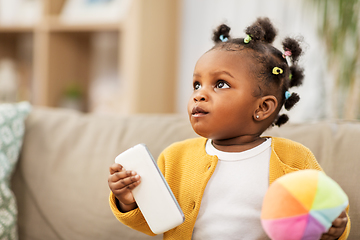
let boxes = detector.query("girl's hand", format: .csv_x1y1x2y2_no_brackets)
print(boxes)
108,163,141,212
320,211,348,240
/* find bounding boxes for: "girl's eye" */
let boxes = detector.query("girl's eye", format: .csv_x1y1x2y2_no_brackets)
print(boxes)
194,82,201,90
216,81,230,89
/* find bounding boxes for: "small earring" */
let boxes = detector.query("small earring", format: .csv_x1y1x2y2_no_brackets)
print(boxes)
256,115,259,119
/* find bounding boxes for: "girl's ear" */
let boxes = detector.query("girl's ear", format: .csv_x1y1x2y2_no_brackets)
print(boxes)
254,95,278,121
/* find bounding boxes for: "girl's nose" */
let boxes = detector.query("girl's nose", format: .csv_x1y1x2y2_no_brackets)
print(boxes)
193,89,208,102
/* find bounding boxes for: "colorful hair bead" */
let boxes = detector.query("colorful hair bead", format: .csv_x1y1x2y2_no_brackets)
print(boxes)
289,73,293,80
244,35,252,43
285,91,291,100
219,35,228,42
272,67,283,75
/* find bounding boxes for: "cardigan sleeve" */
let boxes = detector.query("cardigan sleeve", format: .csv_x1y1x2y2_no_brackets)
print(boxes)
108,192,156,236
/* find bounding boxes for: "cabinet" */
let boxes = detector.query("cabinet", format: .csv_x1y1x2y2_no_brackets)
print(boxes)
0,0,180,113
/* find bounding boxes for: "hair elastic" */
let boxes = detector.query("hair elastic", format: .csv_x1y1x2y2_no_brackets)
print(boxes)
272,67,283,75
285,91,291,100
219,35,228,42
282,50,292,58
244,35,252,43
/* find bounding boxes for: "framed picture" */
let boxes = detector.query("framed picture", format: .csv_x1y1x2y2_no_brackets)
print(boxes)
60,0,132,24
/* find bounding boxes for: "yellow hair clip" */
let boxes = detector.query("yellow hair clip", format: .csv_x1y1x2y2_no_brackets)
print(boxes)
272,67,283,75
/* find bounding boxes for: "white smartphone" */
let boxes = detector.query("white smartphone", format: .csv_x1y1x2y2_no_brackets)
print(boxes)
115,144,185,234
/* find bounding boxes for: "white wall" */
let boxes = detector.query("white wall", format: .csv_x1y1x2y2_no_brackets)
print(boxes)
177,0,332,123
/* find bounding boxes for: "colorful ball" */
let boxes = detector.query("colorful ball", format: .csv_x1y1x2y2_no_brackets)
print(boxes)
261,170,348,240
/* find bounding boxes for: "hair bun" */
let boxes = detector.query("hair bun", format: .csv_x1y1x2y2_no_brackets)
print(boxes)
245,23,265,41
213,24,231,43
282,37,302,63
284,92,300,110
245,17,277,43
289,65,304,87
257,17,277,43
275,114,289,127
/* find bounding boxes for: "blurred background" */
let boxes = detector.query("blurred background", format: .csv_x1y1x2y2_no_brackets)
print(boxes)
0,0,359,123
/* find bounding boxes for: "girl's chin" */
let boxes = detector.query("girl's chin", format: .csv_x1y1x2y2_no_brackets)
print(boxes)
193,130,216,140
193,130,235,141
191,123,221,139
191,128,209,138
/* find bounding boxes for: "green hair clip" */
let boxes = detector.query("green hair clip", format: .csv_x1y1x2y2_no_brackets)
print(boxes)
244,35,252,43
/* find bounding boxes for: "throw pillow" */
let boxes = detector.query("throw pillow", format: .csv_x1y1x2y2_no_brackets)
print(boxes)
0,102,31,239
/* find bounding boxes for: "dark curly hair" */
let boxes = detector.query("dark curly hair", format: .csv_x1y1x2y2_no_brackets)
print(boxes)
211,17,304,127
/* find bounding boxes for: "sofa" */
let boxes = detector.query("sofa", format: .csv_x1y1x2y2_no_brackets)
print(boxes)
6,106,360,239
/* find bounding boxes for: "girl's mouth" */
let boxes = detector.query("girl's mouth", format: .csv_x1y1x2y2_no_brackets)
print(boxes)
192,106,209,116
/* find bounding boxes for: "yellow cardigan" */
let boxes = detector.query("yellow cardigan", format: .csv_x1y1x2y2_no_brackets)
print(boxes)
109,137,350,240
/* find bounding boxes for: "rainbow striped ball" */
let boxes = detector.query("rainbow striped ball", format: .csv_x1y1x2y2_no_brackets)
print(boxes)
261,170,348,240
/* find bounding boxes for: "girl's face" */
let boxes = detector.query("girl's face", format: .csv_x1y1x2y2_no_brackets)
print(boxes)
188,49,261,142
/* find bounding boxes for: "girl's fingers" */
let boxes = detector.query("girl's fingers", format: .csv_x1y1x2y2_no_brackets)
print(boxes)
332,217,347,228
320,212,348,240
332,211,347,228
109,163,124,174
114,178,141,194
118,174,140,188
110,168,135,181
126,179,141,189
109,171,140,189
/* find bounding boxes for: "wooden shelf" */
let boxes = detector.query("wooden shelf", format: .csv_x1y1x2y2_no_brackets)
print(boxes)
44,17,122,32
0,22,120,33
0,25,35,33
0,0,180,114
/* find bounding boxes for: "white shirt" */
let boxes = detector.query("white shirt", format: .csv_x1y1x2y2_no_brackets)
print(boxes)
192,139,272,240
